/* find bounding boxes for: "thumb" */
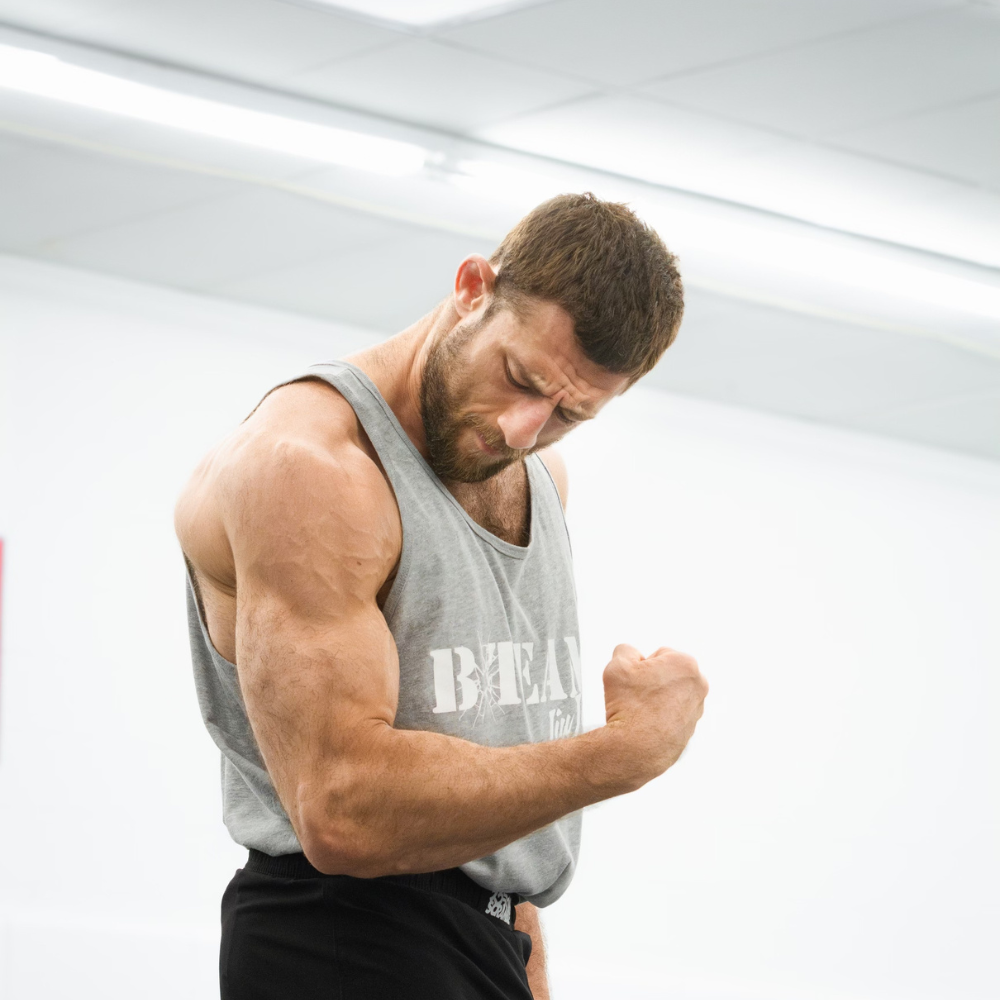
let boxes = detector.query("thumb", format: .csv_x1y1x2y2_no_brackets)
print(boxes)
647,646,676,658
611,643,643,663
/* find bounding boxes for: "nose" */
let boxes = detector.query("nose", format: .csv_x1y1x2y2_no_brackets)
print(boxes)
496,397,556,451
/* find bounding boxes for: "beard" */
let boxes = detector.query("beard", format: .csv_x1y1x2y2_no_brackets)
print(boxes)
419,313,524,484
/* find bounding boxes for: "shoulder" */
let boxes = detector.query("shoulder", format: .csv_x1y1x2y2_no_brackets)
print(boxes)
227,378,382,498
176,378,400,590
537,446,569,511
227,379,401,552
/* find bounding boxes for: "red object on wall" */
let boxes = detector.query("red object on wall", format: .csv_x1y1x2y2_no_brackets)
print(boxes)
0,536,4,754
0,538,4,689
0,537,4,738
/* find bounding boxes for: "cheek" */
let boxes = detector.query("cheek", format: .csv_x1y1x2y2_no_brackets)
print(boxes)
456,368,504,419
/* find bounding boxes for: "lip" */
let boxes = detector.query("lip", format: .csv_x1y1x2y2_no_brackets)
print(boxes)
475,429,501,455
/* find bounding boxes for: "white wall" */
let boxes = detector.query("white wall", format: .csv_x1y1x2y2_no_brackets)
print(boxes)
555,385,1000,1000
0,255,996,1000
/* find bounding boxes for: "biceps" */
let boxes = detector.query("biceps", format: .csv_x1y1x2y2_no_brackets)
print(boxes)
234,593,400,819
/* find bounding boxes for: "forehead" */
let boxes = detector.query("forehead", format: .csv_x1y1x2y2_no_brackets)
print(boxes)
491,298,629,407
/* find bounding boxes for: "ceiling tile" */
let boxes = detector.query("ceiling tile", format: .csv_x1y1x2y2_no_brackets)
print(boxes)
646,288,1000,425
832,94,1000,191
213,228,495,331
286,161,524,239
0,0,132,36
641,5,1000,138
28,187,403,288
667,138,1000,268
839,389,1000,459
476,95,784,190
0,135,234,251
799,338,1000,419
0,0,403,88
657,288,889,380
284,37,596,131
641,303,872,409
440,0,957,88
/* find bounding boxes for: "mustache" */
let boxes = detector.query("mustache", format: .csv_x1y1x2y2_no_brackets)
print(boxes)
466,417,518,459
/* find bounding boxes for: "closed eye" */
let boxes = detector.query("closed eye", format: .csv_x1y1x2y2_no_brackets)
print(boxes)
505,363,531,393
505,362,577,425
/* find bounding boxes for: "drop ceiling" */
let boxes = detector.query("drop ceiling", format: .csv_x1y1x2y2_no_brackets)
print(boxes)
0,0,997,459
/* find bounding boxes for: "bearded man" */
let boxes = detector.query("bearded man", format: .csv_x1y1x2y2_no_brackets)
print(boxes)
175,192,709,999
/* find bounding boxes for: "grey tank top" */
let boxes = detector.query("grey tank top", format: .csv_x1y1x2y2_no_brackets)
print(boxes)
185,358,583,906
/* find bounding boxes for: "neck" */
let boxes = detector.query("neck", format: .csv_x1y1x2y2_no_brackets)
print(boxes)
342,299,456,461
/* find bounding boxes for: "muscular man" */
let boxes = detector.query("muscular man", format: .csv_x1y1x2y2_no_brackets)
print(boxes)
175,192,708,999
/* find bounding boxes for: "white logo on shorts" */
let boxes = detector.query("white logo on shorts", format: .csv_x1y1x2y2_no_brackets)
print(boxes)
485,891,512,925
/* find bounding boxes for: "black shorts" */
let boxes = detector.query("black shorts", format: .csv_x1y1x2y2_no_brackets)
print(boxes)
220,849,535,999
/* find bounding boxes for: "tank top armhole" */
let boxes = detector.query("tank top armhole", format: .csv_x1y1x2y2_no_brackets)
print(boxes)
533,453,574,559
378,515,413,623
297,365,416,625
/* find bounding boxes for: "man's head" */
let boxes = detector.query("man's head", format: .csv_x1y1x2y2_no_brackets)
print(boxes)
419,192,683,484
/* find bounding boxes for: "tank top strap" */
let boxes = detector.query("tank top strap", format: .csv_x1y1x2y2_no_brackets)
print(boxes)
304,359,427,479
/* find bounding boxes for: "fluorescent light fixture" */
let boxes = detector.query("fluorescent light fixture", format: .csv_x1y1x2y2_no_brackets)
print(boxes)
0,43,428,175
299,1,542,27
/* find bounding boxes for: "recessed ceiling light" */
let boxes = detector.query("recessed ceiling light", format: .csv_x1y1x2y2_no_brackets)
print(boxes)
289,0,547,28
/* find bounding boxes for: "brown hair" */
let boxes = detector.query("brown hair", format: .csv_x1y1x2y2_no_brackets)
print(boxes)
489,192,683,386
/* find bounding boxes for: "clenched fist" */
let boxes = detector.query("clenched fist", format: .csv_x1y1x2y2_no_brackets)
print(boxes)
603,644,708,789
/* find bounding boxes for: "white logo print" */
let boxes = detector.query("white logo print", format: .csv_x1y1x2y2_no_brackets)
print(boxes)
485,892,512,924
429,636,582,729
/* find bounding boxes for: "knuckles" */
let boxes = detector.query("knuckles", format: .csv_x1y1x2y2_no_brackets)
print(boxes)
650,649,701,679
604,647,708,704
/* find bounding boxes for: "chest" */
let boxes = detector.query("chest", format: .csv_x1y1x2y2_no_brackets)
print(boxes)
374,461,530,609
446,462,532,548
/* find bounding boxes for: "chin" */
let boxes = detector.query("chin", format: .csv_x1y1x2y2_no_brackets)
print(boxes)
426,420,518,484
429,446,512,484
457,455,513,484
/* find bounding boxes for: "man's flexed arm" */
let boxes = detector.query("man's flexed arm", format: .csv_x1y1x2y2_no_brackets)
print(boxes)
224,424,708,879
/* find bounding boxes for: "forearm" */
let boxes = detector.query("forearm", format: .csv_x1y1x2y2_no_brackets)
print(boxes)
517,901,550,999
306,720,635,876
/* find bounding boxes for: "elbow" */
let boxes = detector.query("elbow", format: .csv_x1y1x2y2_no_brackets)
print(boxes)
295,731,404,878
299,801,403,879
301,825,404,879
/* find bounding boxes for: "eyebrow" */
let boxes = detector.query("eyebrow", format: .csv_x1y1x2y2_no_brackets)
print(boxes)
508,355,594,422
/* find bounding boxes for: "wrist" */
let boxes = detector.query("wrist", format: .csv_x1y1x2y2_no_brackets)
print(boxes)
579,722,644,800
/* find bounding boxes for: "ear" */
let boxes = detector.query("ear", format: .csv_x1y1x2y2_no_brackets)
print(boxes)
453,254,497,318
